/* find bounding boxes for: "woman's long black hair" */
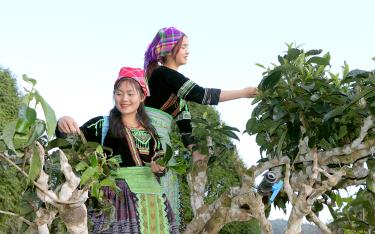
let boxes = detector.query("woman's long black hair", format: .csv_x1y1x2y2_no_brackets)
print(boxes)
109,78,158,139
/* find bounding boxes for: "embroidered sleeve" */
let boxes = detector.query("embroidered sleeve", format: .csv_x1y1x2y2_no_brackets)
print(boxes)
55,116,103,144
160,67,222,105
80,116,104,143
178,81,221,105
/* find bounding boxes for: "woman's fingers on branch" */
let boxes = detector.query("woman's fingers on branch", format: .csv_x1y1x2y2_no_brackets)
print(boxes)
244,86,259,98
151,161,165,173
58,116,80,134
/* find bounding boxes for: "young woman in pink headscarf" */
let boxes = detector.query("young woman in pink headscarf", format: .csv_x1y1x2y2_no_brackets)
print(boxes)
143,27,258,226
56,67,179,233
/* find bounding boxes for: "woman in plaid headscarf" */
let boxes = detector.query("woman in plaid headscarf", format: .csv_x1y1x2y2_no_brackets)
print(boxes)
143,27,258,228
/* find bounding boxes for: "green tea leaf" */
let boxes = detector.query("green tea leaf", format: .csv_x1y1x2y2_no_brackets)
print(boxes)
100,177,117,189
28,144,42,182
19,104,37,122
34,91,57,139
342,60,349,79
156,144,173,167
16,105,37,133
169,164,187,175
323,106,346,121
46,138,71,150
276,130,287,157
255,63,266,69
325,87,375,121
220,130,240,141
221,125,240,132
251,96,262,106
286,48,301,61
246,118,257,135
89,154,98,167
107,156,121,167
164,144,173,163
346,69,370,79
13,133,29,149
22,74,37,87
96,145,103,154
75,161,89,171
25,120,46,147
91,181,100,199
260,70,282,91
256,133,266,146
305,49,322,56
307,56,330,66
80,167,97,185
347,87,375,108
2,120,17,152
155,158,167,167
15,119,30,134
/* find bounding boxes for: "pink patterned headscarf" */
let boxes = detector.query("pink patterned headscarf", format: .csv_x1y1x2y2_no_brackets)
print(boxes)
117,67,150,96
144,27,185,70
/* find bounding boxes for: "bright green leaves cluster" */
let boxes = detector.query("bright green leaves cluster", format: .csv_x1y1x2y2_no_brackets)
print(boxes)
43,136,119,229
247,45,375,232
329,188,375,232
0,75,56,155
192,116,240,165
28,144,42,182
0,74,58,232
0,76,55,184
156,144,187,174
48,137,120,202
247,44,375,160
171,103,245,228
22,75,56,140
0,74,119,231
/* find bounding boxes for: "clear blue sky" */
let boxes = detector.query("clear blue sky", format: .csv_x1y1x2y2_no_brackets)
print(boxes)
1,0,374,221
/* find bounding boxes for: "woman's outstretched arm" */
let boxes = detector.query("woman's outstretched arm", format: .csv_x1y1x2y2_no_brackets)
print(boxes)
219,86,258,102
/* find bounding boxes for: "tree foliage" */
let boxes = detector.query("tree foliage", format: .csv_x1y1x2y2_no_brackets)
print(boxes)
247,43,375,233
329,188,375,233
0,75,119,233
2,45,375,233
249,45,375,160
173,103,261,233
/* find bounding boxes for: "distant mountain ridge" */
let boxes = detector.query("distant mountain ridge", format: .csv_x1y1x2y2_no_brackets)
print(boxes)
271,219,322,234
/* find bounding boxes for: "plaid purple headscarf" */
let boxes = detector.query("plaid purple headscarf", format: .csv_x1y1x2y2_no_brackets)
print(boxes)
144,27,185,70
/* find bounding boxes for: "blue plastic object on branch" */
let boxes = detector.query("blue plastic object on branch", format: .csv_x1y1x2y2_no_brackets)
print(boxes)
258,171,283,204
269,180,283,204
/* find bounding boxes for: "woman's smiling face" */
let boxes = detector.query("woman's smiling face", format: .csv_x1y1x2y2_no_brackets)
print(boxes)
114,79,144,116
